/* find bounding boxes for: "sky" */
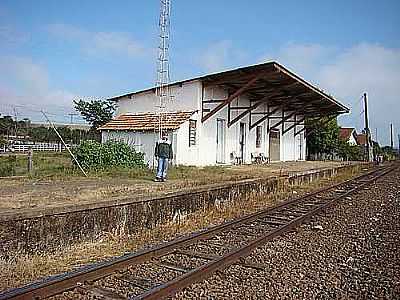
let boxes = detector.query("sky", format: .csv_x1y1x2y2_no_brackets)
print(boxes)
0,0,399,145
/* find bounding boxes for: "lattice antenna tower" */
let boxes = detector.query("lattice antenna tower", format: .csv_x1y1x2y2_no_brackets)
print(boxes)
156,0,172,139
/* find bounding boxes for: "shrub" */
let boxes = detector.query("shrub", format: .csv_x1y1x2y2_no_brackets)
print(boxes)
73,140,145,171
0,155,16,176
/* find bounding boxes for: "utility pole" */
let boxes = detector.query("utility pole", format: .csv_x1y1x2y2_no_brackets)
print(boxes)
13,106,18,137
390,123,394,149
363,93,372,161
398,134,400,156
68,113,78,124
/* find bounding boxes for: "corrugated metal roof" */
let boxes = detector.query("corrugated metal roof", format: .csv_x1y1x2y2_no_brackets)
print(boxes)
98,111,196,131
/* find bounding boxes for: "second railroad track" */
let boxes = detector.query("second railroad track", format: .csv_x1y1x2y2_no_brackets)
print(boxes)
0,164,396,300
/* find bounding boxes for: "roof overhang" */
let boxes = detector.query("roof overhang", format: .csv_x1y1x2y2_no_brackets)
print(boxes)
108,61,349,119
200,62,349,120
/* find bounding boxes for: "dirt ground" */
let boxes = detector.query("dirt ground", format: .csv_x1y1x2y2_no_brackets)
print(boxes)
0,161,348,212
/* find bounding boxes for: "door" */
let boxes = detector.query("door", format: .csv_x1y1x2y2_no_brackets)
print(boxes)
239,123,246,162
269,129,280,161
216,119,226,163
299,133,303,160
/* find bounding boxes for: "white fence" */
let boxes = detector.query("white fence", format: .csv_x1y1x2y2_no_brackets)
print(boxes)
0,142,72,153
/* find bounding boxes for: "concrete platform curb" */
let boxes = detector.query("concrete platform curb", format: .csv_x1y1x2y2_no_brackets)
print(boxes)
0,163,363,256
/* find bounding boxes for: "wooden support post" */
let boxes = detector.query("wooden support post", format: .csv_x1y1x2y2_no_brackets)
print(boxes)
228,102,231,124
27,147,33,175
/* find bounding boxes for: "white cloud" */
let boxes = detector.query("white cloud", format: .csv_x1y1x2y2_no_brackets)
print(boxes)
0,56,79,122
47,23,145,58
47,23,85,40
197,40,250,73
261,43,400,146
198,40,232,72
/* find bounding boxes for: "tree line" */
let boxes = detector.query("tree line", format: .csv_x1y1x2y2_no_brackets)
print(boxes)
306,117,397,161
0,114,99,145
0,99,115,146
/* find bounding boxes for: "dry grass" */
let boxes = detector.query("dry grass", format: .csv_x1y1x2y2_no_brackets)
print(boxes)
0,161,348,211
0,166,363,292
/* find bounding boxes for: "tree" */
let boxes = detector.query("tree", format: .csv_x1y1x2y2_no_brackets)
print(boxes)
74,99,115,130
0,115,14,136
381,146,398,161
306,117,340,158
337,140,363,161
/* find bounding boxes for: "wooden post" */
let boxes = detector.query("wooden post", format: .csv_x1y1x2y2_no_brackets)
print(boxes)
27,147,33,175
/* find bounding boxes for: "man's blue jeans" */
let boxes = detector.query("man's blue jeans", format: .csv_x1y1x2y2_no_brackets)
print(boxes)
156,157,169,179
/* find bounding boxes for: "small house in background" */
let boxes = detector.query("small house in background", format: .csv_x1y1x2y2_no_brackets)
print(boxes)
355,133,368,147
100,62,349,167
339,127,357,145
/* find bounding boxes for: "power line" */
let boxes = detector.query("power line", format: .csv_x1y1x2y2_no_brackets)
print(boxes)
0,103,86,124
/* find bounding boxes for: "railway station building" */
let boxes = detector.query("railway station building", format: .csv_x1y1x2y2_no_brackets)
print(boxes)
100,62,349,166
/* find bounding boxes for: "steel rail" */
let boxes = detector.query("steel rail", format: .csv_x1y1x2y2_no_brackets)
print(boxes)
0,165,395,300
136,165,396,299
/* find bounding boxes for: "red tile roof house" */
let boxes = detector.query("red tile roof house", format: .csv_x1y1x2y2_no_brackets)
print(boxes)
339,127,358,145
99,62,349,167
355,133,368,146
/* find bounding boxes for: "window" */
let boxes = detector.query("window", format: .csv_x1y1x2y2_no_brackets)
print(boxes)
189,119,197,146
256,126,262,148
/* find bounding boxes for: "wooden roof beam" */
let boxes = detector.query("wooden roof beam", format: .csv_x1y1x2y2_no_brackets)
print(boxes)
228,98,265,127
283,116,306,135
270,111,297,130
202,74,263,123
250,106,281,130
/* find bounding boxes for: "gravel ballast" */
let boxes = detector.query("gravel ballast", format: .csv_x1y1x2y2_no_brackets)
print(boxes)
175,167,400,299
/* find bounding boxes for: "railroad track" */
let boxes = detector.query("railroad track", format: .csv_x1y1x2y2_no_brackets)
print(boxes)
1,164,396,300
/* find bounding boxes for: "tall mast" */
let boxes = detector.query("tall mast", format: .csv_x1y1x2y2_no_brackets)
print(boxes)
363,93,372,161
156,0,171,139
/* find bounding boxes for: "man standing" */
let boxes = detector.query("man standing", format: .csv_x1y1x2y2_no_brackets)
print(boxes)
154,134,173,182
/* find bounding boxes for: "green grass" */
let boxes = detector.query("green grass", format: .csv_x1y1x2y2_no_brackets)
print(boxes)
0,152,78,178
0,152,213,181
0,152,266,182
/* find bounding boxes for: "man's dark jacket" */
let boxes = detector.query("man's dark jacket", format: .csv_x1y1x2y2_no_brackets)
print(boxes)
155,141,173,159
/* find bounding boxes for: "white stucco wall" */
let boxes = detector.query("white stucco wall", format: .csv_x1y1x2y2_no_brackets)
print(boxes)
101,112,202,167
105,80,307,166
197,85,308,165
348,133,357,145
101,130,160,166
115,80,201,115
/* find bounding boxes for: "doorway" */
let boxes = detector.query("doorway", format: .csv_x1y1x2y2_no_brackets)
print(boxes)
299,133,303,160
269,129,280,161
239,122,246,162
216,119,226,163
